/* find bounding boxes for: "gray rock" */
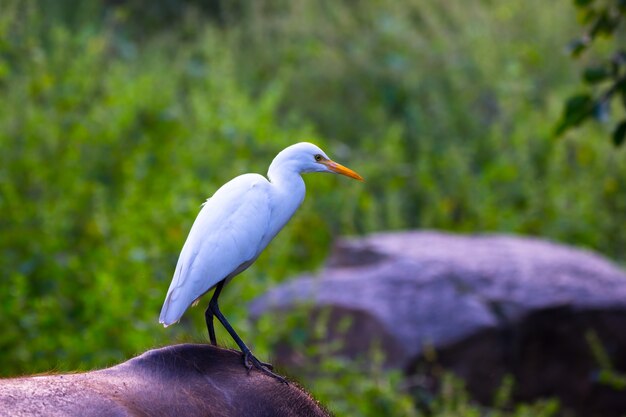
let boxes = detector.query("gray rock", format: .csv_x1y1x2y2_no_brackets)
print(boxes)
251,231,626,415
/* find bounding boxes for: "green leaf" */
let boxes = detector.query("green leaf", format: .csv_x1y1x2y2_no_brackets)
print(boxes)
555,93,595,135
613,120,626,146
590,12,619,38
567,38,589,57
583,66,609,84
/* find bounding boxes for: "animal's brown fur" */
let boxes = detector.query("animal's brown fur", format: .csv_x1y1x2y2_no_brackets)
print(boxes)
0,344,331,417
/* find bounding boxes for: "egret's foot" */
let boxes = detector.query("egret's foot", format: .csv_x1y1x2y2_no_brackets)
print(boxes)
254,358,274,370
243,351,288,384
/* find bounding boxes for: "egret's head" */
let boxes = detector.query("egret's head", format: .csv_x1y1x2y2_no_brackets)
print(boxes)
271,142,364,181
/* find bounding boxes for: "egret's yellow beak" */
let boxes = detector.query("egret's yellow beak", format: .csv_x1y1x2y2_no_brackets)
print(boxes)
322,160,364,181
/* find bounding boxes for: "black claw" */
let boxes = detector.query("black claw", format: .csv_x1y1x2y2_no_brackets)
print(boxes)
244,351,287,384
244,352,254,372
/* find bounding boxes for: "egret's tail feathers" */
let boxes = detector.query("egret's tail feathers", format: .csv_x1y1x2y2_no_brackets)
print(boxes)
159,293,187,327
159,319,177,328
159,308,182,327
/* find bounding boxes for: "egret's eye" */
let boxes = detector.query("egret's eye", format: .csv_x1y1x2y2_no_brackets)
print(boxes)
314,154,323,162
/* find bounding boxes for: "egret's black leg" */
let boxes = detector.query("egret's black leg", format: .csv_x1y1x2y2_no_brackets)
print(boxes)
209,280,287,384
204,303,217,346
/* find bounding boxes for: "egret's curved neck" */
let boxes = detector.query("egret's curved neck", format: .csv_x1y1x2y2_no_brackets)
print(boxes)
267,160,306,198
267,160,306,229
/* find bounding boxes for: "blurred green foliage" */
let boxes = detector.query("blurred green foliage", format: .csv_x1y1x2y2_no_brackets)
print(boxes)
0,0,624,415
557,0,626,144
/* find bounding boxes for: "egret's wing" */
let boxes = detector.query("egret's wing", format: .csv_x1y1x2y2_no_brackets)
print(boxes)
159,174,272,325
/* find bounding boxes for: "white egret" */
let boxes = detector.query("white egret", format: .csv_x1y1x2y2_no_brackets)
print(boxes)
159,142,363,382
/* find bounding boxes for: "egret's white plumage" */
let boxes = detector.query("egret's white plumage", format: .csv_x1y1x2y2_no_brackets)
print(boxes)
159,142,363,327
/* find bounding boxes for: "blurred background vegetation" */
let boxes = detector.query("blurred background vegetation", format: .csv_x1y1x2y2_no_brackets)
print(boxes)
0,0,624,415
